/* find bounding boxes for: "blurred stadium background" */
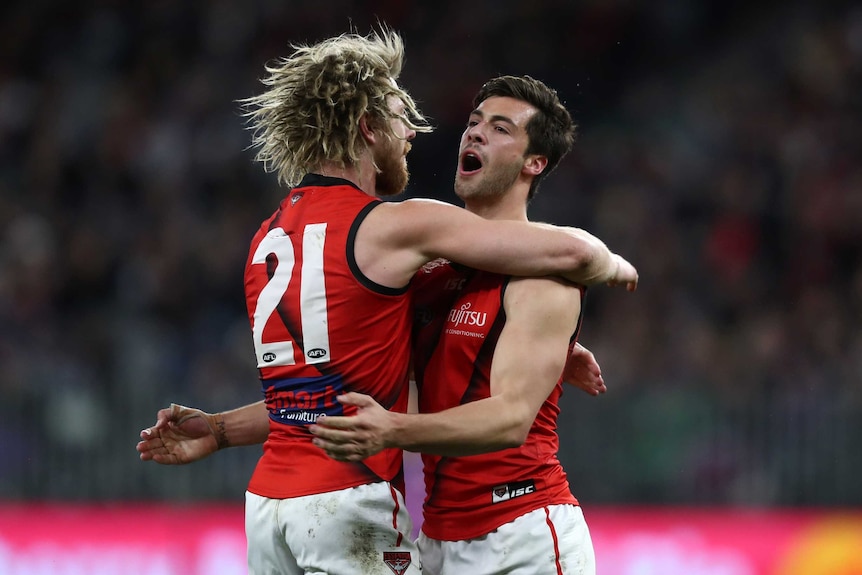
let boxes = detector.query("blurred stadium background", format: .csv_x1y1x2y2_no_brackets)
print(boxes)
1,0,861,573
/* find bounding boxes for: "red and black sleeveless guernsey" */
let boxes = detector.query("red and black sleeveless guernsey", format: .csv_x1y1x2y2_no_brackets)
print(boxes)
245,174,411,499
411,259,584,541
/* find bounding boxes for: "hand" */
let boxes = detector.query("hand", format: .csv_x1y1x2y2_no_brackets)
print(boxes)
309,393,394,462
563,343,606,396
608,253,638,292
136,403,222,465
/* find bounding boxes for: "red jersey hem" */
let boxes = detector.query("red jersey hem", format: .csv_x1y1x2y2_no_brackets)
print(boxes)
421,495,579,541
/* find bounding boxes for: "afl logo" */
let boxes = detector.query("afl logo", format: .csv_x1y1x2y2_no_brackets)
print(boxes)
307,348,327,359
262,352,277,363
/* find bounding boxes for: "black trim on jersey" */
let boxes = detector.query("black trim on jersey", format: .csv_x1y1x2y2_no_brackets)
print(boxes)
268,174,363,233
448,261,474,274
412,265,477,397
296,173,363,190
425,274,507,501
347,202,411,296
459,276,509,406
570,286,587,344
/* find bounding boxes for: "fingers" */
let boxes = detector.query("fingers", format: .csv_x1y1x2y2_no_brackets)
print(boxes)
310,394,385,462
312,434,374,462
313,414,361,431
317,443,367,462
563,360,606,396
589,372,607,394
310,419,360,438
149,408,173,432
578,348,602,378
136,439,155,460
138,405,182,462
312,393,377,429
583,380,606,396
136,435,182,465
139,407,172,443
140,420,168,441
142,405,181,438
136,435,171,463
310,412,381,462
335,392,373,408
609,255,638,291
310,432,369,462
622,266,638,291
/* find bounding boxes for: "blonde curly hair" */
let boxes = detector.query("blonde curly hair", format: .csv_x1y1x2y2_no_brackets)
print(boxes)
241,28,432,187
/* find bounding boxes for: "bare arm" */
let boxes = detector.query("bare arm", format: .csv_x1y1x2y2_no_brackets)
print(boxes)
137,401,269,465
311,276,581,458
356,199,637,290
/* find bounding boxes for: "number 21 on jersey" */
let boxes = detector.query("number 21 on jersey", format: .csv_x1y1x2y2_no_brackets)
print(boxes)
250,225,331,368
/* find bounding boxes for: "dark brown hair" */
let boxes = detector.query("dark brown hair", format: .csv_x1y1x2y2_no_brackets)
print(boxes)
473,75,576,199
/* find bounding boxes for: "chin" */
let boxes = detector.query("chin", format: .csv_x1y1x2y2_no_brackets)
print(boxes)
378,170,409,197
453,181,474,200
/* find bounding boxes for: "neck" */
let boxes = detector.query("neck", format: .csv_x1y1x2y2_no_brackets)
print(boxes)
462,184,530,222
316,157,378,198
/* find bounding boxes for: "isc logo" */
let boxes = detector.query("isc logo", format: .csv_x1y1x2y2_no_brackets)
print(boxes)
491,480,536,503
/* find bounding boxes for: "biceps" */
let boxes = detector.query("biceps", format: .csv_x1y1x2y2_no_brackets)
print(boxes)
490,329,568,413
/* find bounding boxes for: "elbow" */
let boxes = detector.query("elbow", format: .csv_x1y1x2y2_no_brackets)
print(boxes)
501,433,528,450
491,399,535,449
498,421,531,449
566,239,613,286
572,244,599,275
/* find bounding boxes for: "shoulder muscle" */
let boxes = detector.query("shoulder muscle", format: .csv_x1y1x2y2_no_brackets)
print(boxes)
504,277,582,334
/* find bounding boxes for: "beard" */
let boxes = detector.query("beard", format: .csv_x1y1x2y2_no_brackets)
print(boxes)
374,138,410,197
454,158,522,202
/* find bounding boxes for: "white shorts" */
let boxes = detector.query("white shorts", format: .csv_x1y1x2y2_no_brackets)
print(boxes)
417,504,595,575
246,483,421,575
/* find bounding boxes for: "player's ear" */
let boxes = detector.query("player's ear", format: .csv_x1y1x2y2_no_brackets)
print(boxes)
523,154,548,177
359,113,379,145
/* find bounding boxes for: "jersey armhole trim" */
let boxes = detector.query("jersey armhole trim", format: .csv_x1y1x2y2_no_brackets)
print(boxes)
347,201,411,296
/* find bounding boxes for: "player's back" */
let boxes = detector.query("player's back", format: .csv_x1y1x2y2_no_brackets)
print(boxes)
245,174,412,498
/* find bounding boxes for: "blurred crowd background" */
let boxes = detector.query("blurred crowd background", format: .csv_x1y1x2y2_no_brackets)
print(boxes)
1,0,860,507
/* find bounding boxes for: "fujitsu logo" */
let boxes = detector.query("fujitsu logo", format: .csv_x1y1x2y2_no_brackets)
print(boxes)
447,302,487,328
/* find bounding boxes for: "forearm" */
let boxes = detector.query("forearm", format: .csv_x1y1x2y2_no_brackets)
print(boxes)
215,401,270,449
386,396,531,457
475,221,615,283
402,202,620,283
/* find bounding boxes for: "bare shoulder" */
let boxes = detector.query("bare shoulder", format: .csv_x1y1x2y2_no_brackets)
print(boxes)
353,199,470,287
395,197,461,210
504,276,583,320
362,198,466,238
380,197,474,228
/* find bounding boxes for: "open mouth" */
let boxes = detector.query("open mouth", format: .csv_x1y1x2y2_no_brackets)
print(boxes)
460,151,483,174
